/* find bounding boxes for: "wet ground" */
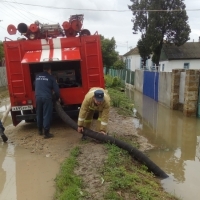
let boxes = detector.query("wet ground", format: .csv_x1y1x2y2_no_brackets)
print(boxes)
0,143,59,200
0,87,60,200
127,89,200,200
0,87,144,200
1,86,200,200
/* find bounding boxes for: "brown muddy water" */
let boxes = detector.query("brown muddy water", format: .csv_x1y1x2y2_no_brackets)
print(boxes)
127,89,200,200
0,90,60,200
0,143,59,200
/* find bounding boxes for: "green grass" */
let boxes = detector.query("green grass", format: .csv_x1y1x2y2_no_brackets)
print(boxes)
108,87,134,116
54,144,180,200
104,75,134,116
101,144,180,200
54,147,88,200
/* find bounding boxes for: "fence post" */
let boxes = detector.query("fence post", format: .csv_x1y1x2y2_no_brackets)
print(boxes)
183,70,200,117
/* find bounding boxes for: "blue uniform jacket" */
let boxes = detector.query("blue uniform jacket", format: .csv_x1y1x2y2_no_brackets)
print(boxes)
35,71,60,99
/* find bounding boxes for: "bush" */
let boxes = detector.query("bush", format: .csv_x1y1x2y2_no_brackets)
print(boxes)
104,75,124,88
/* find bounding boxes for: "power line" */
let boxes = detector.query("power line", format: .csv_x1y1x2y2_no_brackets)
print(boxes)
9,0,56,23
1,1,200,12
2,2,33,23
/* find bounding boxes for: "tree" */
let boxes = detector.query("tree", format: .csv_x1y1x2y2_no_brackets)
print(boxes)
100,35,119,68
137,34,151,67
129,0,191,66
0,41,4,66
113,59,126,69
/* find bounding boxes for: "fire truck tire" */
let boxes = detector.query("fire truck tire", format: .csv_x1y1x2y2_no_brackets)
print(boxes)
54,101,168,179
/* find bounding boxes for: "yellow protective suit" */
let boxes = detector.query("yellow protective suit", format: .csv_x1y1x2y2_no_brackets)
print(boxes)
78,87,110,132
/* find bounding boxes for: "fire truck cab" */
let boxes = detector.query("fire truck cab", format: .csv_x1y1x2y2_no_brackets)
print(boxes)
3,15,105,126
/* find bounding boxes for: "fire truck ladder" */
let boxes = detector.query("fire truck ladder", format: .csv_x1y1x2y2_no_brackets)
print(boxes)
8,44,27,97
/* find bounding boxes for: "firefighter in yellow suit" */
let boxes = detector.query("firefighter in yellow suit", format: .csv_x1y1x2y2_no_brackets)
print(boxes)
77,87,110,138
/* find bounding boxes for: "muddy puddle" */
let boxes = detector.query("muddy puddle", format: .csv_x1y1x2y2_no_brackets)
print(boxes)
0,88,60,200
0,142,59,200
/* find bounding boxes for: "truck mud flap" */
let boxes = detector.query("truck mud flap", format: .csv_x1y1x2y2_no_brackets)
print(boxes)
54,101,168,179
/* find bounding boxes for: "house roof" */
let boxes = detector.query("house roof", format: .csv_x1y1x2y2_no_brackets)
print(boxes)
123,47,139,56
162,42,200,60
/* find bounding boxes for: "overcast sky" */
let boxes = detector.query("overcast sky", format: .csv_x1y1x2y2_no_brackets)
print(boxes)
0,0,200,55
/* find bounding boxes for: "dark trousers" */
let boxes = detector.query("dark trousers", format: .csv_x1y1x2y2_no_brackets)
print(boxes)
36,97,53,131
0,120,5,135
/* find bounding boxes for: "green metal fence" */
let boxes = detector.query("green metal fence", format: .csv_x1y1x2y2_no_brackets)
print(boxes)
104,67,134,85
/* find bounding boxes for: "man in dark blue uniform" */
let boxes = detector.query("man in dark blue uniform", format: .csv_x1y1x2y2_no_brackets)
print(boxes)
0,120,8,142
35,64,60,139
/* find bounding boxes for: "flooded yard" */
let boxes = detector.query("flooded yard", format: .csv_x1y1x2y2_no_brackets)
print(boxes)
127,89,200,200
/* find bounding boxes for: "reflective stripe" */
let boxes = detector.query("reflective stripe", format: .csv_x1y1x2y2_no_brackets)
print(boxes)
89,106,95,110
78,117,85,121
101,121,108,126
84,119,92,123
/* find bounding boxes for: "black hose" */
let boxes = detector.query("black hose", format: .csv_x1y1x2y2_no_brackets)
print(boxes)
54,101,168,179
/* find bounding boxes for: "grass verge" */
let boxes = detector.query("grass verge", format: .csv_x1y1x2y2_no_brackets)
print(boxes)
54,147,88,200
101,143,180,200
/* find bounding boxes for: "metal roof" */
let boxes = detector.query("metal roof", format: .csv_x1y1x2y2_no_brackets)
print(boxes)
162,42,200,60
123,47,139,56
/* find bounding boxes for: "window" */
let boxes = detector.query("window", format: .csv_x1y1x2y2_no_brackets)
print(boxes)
128,59,131,69
184,63,190,69
162,64,165,71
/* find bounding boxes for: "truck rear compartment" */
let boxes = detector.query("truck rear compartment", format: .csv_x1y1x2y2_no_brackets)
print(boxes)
29,60,82,90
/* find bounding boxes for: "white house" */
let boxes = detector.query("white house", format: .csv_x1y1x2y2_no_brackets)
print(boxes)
159,42,200,72
123,47,153,71
123,42,200,72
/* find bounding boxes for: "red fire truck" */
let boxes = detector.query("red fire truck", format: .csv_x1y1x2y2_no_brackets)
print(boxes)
3,15,105,126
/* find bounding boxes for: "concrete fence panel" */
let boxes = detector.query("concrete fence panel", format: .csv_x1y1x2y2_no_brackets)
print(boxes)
179,72,186,104
158,72,172,108
134,69,143,93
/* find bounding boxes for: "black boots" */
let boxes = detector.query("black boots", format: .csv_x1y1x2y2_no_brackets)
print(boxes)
44,129,54,139
0,128,8,143
38,128,43,135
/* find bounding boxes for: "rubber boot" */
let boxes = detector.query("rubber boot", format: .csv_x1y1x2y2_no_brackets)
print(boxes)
38,128,43,135
44,129,54,139
0,128,8,143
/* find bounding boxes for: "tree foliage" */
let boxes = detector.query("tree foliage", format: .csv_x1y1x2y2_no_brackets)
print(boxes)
137,34,151,67
129,0,191,66
100,35,119,68
113,59,126,69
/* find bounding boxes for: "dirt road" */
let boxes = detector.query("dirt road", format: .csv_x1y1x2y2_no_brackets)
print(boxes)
0,85,153,199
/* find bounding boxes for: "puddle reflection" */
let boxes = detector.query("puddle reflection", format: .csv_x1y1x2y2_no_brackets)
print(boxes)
0,143,59,200
126,89,200,200
0,143,17,200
